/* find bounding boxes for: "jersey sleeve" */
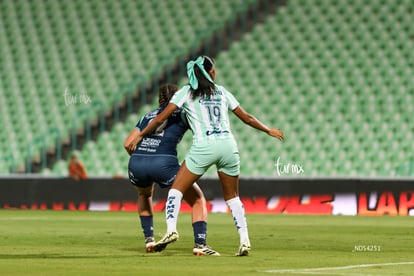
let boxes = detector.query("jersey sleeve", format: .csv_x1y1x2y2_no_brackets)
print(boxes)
170,85,191,108
222,86,240,110
135,115,146,131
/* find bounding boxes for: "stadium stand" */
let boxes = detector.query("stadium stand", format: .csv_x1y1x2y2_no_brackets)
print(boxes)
0,0,256,174
1,0,413,177
215,0,413,177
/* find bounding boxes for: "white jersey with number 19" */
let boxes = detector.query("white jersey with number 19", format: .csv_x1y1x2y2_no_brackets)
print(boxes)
170,84,240,142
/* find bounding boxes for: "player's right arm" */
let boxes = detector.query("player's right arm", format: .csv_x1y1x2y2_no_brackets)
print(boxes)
124,128,140,155
126,103,178,152
124,115,146,155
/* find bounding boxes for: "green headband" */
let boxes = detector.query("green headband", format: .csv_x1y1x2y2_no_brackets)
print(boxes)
186,56,214,89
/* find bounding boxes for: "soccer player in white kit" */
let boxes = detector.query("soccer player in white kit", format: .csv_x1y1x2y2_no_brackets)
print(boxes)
126,56,284,256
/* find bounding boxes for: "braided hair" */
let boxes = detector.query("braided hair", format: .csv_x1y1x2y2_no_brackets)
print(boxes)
158,83,178,106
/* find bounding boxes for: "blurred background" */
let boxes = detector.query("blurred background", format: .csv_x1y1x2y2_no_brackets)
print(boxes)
0,0,413,179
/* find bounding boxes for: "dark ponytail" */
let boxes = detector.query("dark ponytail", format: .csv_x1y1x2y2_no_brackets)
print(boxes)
158,83,178,106
190,56,215,99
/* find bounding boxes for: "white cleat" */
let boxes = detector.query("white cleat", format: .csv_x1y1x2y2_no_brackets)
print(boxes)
236,242,251,256
193,243,220,256
153,231,179,252
145,237,156,253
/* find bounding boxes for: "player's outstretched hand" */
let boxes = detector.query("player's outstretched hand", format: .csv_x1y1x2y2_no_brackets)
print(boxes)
268,128,284,141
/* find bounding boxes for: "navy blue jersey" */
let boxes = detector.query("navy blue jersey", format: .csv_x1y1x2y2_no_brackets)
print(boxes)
133,105,188,156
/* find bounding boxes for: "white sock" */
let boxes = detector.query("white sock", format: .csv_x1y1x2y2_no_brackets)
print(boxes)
165,189,183,233
226,196,250,244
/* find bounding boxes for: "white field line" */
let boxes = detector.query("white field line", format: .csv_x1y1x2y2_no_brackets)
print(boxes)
260,261,414,275
282,272,379,276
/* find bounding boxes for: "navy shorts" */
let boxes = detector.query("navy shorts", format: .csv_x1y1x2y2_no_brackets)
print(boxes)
128,154,180,189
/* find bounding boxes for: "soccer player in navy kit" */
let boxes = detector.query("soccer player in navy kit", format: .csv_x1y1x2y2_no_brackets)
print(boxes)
124,84,219,256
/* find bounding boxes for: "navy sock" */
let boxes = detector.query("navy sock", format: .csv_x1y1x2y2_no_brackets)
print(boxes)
192,221,207,245
140,215,154,238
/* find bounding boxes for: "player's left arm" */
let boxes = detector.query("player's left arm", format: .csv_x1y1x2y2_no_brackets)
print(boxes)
232,105,284,141
223,87,284,141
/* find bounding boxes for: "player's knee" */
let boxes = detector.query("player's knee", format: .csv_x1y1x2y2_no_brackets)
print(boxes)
184,192,206,207
137,185,154,197
194,194,207,208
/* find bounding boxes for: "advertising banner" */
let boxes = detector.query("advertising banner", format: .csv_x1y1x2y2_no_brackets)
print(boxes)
1,178,413,215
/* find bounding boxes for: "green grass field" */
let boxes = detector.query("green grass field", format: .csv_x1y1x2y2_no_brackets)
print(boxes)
0,210,413,276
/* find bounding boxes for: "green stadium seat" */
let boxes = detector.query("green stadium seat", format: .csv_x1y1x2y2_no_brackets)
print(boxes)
2,0,412,177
